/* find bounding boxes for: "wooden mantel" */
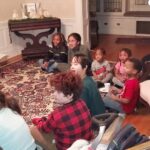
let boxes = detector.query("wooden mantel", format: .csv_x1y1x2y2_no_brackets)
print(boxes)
8,17,61,59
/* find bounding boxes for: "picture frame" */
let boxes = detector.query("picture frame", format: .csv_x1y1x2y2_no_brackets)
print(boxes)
22,3,37,17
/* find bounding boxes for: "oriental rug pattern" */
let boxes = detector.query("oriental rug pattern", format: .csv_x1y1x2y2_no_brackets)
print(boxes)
0,60,55,125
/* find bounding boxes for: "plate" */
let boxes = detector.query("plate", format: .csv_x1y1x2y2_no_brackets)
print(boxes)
99,87,109,93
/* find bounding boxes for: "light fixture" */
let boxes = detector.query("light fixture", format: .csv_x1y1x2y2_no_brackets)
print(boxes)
148,0,150,5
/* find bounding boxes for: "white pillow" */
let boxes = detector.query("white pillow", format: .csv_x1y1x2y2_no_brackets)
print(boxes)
140,80,150,106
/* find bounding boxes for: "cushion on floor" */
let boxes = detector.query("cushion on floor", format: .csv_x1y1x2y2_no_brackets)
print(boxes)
140,80,150,106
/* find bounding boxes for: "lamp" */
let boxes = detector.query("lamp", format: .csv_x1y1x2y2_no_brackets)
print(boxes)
148,0,150,5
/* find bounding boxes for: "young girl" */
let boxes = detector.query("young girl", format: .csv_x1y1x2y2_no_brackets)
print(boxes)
112,48,132,87
40,32,68,73
68,32,91,64
91,48,113,83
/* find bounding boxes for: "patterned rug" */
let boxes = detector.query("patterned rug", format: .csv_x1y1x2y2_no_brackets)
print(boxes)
0,60,55,125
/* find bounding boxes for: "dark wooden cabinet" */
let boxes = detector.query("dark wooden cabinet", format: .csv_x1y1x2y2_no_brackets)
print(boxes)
8,17,61,59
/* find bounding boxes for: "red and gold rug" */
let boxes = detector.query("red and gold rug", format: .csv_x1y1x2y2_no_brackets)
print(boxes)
0,60,55,125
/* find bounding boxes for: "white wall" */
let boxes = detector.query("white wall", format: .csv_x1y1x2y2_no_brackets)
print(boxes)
23,0,75,18
0,0,75,21
0,0,76,58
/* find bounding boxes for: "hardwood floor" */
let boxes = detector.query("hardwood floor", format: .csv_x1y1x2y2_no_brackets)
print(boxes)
123,109,150,136
97,34,150,136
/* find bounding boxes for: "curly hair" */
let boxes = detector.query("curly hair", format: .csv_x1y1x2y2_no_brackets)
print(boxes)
51,32,67,47
120,48,132,57
128,58,142,73
95,47,106,55
49,71,83,101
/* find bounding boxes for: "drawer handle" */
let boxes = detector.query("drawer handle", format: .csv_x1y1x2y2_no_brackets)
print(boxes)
116,23,120,26
104,22,108,25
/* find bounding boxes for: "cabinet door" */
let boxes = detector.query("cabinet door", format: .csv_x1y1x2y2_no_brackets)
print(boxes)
103,0,122,12
99,17,135,35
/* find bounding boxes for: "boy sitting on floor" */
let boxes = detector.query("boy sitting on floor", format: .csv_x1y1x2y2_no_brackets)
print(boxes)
103,58,142,114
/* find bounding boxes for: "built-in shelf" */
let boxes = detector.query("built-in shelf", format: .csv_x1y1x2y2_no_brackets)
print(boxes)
124,11,150,17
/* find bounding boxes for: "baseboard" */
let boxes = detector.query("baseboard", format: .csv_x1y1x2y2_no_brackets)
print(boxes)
0,54,22,69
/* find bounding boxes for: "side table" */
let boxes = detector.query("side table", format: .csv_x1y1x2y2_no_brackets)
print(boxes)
8,17,61,59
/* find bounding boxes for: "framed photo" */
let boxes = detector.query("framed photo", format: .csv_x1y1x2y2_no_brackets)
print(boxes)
26,3,36,13
22,3,37,17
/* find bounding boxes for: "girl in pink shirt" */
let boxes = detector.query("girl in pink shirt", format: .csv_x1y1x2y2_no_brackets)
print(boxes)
112,48,132,87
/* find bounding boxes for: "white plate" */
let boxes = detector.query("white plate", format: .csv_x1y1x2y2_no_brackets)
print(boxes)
99,87,109,93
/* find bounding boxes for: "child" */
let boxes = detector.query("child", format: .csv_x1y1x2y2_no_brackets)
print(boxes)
40,32,68,73
103,58,142,114
49,32,68,63
91,48,113,83
31,71,94,150
0,92,37,150
70,53,105,116
112,48,132,87
68,32,91,64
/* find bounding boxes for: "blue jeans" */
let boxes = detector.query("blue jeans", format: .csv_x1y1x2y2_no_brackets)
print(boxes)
38,59,58,73
103,95,125,113
47,62,58,73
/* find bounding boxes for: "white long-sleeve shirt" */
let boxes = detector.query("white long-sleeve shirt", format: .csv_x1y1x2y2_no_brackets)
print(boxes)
0,108,36,150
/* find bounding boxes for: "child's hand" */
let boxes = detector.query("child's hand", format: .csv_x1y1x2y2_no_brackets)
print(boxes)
32,118,42,125
109,86,117,94
93,74,98,80
32,116,47,125
98,75,104,81
110,93,118,100
118,76,126,82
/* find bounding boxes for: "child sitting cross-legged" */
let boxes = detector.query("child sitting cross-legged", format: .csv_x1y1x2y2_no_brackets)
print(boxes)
91,48,113,85
112,48,132,88
103,58,142,114
40,32,68,73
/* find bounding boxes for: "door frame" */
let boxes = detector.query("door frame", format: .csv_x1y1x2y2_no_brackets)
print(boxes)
74,0,89,47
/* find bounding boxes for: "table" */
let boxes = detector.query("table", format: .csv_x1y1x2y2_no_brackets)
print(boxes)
8,17,61,59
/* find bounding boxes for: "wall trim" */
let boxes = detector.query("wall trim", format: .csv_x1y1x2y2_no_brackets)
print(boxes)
0,54,22,69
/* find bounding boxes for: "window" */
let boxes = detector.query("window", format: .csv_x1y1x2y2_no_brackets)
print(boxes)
96,0,100,12
135,0,148,5
104,0,122,12
89,0,100,12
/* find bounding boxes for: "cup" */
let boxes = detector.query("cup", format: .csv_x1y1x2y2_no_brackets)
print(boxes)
104,83,110,92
